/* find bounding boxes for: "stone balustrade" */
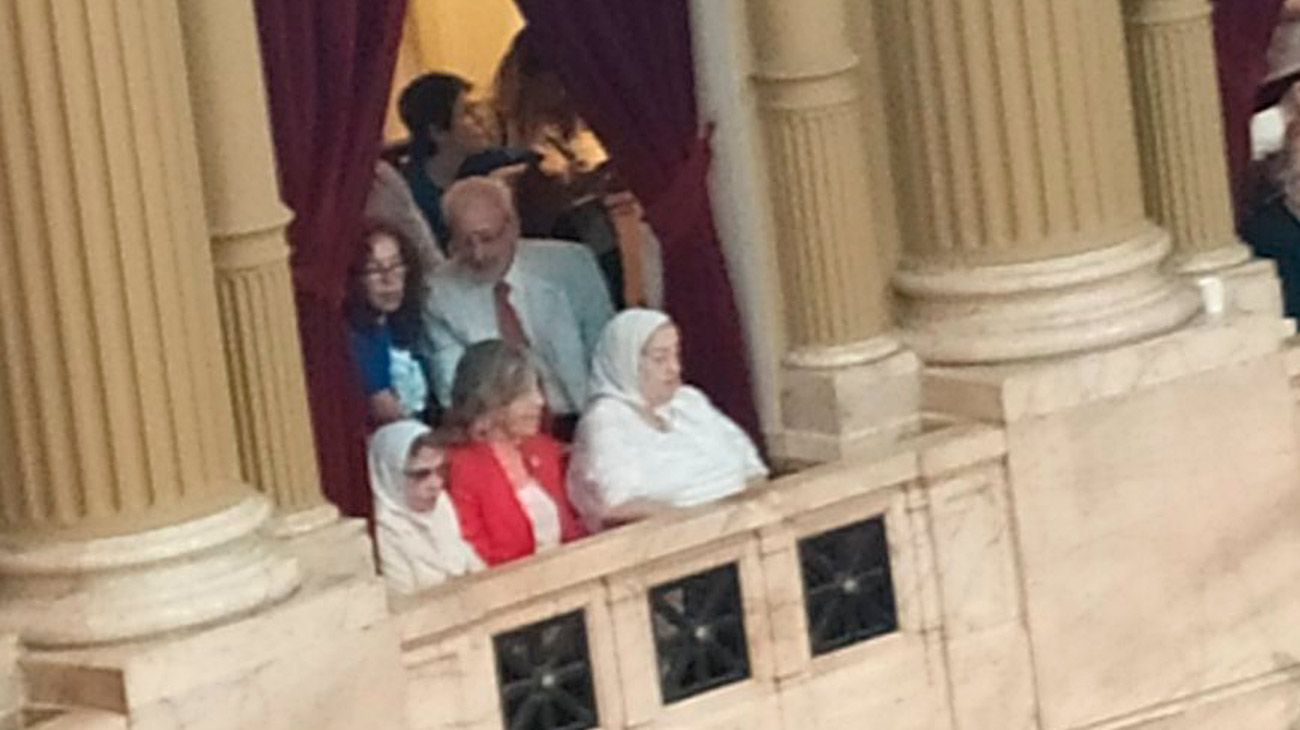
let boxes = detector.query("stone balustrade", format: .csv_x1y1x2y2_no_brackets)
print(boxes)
393,420,1024,730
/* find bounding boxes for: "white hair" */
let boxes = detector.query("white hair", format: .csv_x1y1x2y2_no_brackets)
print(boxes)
441,175,515,234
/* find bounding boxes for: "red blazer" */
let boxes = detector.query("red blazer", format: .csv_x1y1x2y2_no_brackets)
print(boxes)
447,434,586,566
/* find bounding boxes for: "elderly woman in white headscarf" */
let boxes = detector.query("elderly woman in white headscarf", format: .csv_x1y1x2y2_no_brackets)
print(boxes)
369,421,483,593
567,309,767,531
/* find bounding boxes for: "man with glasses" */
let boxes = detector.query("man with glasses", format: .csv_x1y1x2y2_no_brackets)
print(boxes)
423,176,615,438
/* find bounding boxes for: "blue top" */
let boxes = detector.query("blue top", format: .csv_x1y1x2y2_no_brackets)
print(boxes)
349,322,395,396
349,321,432,419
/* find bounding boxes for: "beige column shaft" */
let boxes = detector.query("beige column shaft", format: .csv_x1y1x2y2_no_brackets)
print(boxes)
1125,0,1247,271
750,0,891,353
0,0,297,646
750,0,920,463
878,0,1198,362
178,0,333,533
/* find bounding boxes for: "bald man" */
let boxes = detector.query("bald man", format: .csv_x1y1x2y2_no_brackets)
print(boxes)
421,176,615,433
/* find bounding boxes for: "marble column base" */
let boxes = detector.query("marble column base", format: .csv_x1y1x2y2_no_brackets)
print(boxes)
19,545,406,730
279,514,374,589
0,497,300,648
773,338,922,464
270,502,342,539
895,226,1202,364
1180,254,1283,319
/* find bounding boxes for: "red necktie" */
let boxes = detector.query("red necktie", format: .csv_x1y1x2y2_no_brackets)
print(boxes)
494,281,530,347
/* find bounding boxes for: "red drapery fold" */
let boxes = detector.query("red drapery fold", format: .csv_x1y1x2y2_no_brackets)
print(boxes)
1213,0,1285,221
513,0,762,441
254,0,407,516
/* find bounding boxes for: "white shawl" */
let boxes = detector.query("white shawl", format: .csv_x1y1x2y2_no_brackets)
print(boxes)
370,421,483,593
568,309,768,531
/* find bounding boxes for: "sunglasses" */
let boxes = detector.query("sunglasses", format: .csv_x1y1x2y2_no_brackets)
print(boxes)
403,467,444,481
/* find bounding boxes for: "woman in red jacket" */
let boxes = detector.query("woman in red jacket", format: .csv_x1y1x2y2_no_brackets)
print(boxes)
443,339,586,565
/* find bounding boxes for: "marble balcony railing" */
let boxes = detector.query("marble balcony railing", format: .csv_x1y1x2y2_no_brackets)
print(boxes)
391,418,1020,730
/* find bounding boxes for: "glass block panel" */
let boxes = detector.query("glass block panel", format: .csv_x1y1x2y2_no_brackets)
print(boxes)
649,563,751,704
493,610,598,730
798,515,898,656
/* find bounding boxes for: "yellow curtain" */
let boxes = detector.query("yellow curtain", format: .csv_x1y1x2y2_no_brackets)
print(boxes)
384,0,525,141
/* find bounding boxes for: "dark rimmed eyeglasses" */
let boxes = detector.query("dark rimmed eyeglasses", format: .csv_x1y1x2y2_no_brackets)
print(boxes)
361,261,408,280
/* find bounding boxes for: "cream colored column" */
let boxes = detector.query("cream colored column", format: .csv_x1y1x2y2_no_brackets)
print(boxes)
750,0,921,462
689,0,786,448
1125,0,1280,315
178,0,336,535
0,0,298,646
877,0,1200,362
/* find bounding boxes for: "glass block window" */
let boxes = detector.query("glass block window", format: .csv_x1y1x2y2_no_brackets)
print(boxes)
649,563,751,704
493,611,598,730
798,515,898,656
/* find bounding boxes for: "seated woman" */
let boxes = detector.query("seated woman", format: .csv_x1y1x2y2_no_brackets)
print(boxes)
369,421,483,594
347,224,431,426
444,340,586,566
568,309,768,531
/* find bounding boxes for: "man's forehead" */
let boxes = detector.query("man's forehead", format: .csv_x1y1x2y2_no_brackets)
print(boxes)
456,197,508,227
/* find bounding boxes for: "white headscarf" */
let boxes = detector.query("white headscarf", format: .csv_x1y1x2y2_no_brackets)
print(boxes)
570,309,768,530
370,421,482,594
587,308,672,409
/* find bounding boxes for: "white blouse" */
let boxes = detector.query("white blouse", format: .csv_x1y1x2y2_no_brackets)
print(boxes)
567,386,768,531
517,479,562,552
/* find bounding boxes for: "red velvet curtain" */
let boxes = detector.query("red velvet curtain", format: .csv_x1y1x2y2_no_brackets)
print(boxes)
1213,0,1284,221
254,0,407,516
513,0,762,440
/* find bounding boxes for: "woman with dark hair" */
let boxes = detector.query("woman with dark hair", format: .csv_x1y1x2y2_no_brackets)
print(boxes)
443,340,585,566
347,223,432,426
492,30,664,309
397,73,492,246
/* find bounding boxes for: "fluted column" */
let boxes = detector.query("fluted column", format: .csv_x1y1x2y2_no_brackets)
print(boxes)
178,0,335,534
877,0,1199,362
1124,0,1281,316
1125,0,1248,269
0,0,298,646
750,0,920,462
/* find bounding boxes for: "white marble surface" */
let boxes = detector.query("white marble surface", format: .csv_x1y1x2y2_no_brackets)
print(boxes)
926,316,1288,423
22,532,407,730
1004,349,1300,729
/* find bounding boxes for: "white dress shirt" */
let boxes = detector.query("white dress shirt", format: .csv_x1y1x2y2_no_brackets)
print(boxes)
422,239,615,413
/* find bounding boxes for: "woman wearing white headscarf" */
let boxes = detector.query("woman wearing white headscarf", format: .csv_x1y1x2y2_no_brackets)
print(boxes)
370,421,483,593
567,309,767,531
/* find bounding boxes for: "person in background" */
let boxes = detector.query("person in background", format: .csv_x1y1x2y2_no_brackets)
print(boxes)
492,29,664,309
422,176,614,440
1213,0,1290,221
366,159,444,273
369,421,483,594
397,73,492,247
568,309,767,532
347,223,431,426
444,340,585,566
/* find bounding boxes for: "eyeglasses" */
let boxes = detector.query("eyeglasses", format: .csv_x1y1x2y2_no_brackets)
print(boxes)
361,261,408,281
